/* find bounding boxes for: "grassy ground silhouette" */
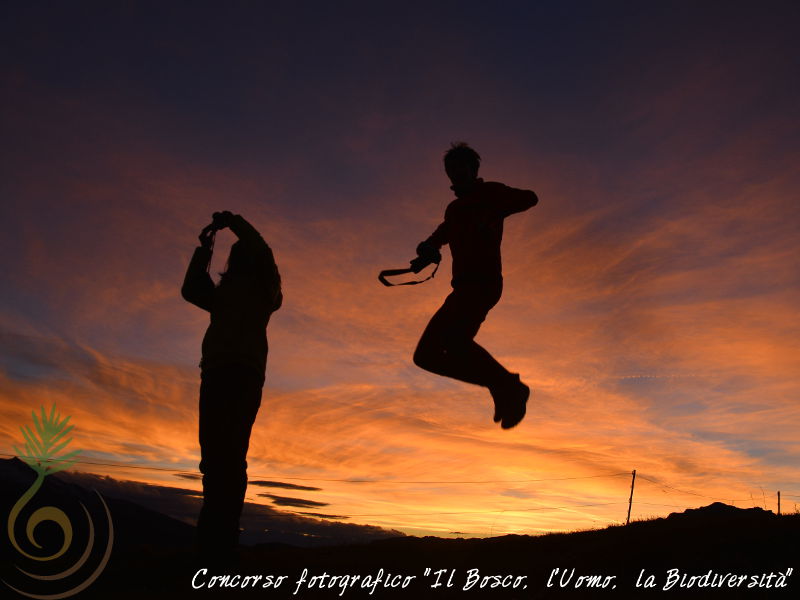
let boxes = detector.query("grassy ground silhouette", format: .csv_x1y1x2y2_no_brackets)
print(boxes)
3,457,797,598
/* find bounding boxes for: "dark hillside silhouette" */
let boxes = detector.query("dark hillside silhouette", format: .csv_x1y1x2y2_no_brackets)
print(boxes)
3,458,796,599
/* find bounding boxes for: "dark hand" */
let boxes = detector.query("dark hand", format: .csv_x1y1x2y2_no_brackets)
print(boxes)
415,241,442,263
410,242,441,273
199,224,216,250
409,256,430,273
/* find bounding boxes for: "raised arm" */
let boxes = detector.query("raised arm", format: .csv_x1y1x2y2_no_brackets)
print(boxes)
181,244,215,312
422,220,450,250
220,212,283,311
410,220,448,271
227,214,269,250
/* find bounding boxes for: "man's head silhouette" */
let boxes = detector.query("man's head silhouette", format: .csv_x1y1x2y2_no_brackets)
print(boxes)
444,142,481,190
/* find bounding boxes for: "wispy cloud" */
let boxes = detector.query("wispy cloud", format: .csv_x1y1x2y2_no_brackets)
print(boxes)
259,494,330,509
250,480,322,492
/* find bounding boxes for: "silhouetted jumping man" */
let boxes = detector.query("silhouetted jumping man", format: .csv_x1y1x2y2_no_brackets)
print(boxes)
181,211,282,559
412,143,538,429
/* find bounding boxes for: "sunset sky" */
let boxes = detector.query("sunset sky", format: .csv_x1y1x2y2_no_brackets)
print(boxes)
1,2,799,539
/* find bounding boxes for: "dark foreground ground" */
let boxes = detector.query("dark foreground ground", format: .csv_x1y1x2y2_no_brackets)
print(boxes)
105,504,798,600
6,504,798,600
1,456,798,599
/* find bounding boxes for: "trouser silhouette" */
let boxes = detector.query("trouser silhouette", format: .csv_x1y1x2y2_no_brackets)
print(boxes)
413,278,510,387
197,364,264,553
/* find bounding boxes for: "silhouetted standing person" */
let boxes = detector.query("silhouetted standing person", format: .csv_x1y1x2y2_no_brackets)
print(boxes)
412,143,537,429
182,211,282,559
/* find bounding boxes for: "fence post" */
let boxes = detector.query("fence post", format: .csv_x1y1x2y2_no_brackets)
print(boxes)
626,469,636,525
778,491,781,516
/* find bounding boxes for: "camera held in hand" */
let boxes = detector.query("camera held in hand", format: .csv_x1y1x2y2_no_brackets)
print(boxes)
199,211,234,250
411,242,442,273
211,211,233,230
377,240,441,287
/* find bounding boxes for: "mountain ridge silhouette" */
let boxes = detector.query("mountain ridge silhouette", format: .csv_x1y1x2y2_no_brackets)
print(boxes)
2,457,797,598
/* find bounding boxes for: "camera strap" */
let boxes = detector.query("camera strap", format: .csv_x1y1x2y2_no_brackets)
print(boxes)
378,262,440,287
205,229,217,274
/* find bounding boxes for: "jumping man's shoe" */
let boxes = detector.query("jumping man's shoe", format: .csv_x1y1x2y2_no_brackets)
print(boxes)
489,383,507,423
491,373,529,429
501,381,529,429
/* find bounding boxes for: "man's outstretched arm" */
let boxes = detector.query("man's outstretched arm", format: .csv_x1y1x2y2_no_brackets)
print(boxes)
411,220,448,269
420,220,449,251
493,183,538,217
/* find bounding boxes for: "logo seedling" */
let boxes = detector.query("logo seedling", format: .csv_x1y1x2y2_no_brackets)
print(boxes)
4,404,114,599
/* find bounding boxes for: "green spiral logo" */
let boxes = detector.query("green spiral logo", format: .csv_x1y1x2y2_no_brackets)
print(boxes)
3,404,114,599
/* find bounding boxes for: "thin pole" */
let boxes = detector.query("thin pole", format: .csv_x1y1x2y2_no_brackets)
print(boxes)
626,469,637,525
778,491,781,516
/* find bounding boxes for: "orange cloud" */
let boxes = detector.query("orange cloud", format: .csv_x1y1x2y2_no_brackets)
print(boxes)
2,42,799,538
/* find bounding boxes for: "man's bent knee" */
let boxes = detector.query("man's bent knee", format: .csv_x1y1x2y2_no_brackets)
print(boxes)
413,341,441,371
413,347,430,370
